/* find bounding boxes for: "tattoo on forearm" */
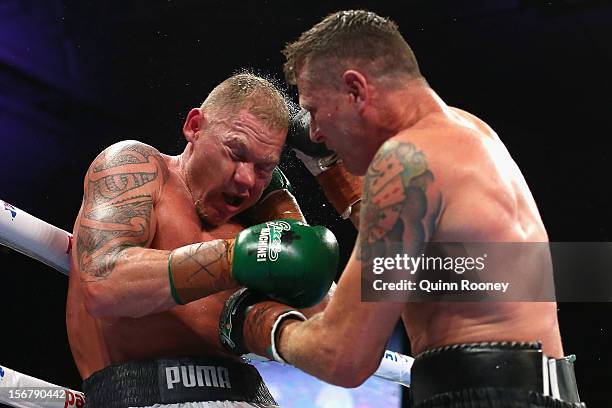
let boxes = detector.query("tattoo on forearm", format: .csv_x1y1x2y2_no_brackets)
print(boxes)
176,241,232,281
76,143,168,279
170,240,236,301
358,140,434,262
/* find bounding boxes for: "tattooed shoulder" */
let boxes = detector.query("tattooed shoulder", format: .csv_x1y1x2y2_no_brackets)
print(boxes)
85,141,169,206
358,139,437,262
77,141,167,279
92,141,169,179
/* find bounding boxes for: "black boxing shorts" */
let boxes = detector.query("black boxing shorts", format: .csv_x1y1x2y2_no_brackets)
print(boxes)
82,356,278,408
409,342,585,408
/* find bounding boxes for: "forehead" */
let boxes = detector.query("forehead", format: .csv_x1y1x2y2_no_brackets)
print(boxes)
296,70,335,108
296,69,316,97
223,110,285,154
297,81,321,110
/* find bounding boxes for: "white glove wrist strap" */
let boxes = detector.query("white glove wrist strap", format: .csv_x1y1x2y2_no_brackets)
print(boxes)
270,310,307,364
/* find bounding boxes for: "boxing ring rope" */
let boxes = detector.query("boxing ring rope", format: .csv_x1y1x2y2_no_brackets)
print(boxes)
0,198,413,407
0,365,85,408
0,200,71,275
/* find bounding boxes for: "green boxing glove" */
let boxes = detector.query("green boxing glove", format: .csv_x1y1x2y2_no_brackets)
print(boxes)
168,218,336,307
232,218,338,308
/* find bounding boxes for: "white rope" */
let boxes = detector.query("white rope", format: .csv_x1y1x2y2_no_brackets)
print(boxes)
0,199,71,275
0,198,414,388
0,364,85,407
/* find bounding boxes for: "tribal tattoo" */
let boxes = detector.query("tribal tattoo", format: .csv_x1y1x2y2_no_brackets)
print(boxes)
358,140,435,263
76,142,168,279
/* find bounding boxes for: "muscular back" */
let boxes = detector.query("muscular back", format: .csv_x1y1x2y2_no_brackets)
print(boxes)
67,141,245,378
390,109,562,356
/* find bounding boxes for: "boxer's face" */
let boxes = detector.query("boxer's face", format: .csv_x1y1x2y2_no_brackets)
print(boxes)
297,70,370,175
184,108,284,225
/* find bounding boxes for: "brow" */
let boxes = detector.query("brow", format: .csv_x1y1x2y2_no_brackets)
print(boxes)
261,154,280,166
226,138,248,154
226,137,279,165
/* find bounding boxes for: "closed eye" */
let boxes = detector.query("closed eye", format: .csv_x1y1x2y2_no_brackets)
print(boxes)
258,163,276,172
226,147,245,162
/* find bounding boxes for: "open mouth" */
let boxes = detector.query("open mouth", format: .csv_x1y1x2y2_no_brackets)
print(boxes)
223,194,245,208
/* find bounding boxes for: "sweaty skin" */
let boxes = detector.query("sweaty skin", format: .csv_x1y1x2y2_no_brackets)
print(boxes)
274,82,563,387
66,108,307,379
398,107,561,355
66,143,242,378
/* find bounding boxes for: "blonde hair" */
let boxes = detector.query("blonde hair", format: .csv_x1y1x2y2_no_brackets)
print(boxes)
201,72,289,131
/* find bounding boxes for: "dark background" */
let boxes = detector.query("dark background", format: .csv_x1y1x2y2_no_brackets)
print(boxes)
1,0,611,406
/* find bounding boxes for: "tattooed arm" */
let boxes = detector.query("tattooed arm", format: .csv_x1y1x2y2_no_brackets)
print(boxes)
75,141,237,318
271,138,442,387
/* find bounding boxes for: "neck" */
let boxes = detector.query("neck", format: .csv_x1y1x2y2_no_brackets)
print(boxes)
172,146,192,194
374,80,447,137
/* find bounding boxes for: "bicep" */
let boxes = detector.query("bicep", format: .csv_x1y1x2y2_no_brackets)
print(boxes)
321,138,442,347
75,142,168,280
358,138,441,262
282,139,443,375
309,139,442,356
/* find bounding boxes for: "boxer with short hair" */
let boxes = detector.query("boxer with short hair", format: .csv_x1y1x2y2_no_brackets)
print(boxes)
67,73,338,407
220,11,585,408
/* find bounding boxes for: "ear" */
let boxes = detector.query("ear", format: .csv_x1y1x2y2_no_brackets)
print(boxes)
342,70,368,110
183,108,205,143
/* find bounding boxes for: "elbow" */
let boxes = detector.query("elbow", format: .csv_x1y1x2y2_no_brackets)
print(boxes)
82,280,116,318
82,277,150,319
82,272,147,318
322,344,378,388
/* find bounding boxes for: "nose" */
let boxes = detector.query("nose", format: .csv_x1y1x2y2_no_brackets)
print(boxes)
234,162,256,192
309,117,325,144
